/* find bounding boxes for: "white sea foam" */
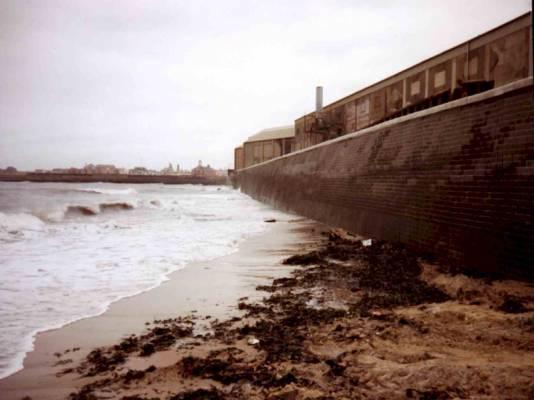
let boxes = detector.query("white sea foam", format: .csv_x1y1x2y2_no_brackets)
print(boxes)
77,187,138,195
0,182,287,379
0,212,45,232
0,212,46,242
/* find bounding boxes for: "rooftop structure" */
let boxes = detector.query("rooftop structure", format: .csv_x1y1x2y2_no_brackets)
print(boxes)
246,125,295,142
238,125,295,169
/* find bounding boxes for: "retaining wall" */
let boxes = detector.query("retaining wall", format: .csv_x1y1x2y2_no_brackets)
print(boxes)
237,78,534,278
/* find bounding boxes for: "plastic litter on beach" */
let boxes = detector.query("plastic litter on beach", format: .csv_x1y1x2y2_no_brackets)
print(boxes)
247,337,260,345
362,239,372,247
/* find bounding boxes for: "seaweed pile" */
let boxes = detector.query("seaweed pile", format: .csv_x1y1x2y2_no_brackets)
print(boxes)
65,230,534,400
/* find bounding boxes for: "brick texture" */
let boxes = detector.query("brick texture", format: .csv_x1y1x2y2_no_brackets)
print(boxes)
237,84,534,278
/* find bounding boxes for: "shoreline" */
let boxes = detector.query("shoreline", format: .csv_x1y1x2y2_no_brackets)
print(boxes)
0,217,317,399
2,221,533,399
0,219,277,382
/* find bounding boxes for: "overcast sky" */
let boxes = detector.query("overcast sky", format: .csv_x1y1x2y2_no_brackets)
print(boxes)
0,0,531,170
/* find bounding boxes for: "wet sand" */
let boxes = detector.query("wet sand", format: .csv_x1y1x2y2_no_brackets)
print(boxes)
0,218,316,399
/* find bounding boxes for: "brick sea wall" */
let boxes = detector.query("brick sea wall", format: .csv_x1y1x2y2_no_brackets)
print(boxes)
237,79,534,278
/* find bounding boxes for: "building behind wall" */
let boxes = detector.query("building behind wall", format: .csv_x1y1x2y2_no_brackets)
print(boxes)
234,146,244,170
295,12,532,150
238,125,295,169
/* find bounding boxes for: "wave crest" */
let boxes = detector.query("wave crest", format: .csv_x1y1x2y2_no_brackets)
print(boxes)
99,202,135,212
41,202,136,222
66,205,99,217
77,188,137,195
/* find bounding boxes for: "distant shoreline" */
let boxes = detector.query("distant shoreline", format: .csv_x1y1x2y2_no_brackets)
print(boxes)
0,172,228,185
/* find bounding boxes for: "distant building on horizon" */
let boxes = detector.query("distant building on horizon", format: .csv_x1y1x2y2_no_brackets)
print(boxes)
83,164,119,174
234,146,244,170
0,166,18,174
192,160,217,177
129,166,150,175
160,162,176,175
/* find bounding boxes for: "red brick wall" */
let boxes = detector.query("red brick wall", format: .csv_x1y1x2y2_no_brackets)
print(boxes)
238,81,534,278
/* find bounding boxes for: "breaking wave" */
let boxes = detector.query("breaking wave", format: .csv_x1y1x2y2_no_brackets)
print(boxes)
99,202,135,211
63,202,136,218
77,188,137,195
1,201,137,229
0,212,45,241
65,205,99,217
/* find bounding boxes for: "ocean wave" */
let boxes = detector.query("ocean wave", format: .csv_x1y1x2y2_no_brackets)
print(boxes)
63,202,136,218
0,212,46,241
193,216,233,222
77,188,137,195
65,205,99,217
0,212,45,231
99,202,135,212
32,201,137,223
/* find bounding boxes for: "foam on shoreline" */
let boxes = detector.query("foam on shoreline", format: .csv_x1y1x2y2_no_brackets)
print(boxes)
0,217,309,399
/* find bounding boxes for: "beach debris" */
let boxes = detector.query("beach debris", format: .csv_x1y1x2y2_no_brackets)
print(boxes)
74,317,196,376
54,358,73,366
123,368,146,383
77,347,126,376
405,387,462,399
498,296,528,313
264,218,277,223
55,367,74,377
256,284,277,292
247,337,260,345
362,238,372,247
325,358,346,377
169,387,225,400
139,343,155,357
282,251,322,265
266,387,299,400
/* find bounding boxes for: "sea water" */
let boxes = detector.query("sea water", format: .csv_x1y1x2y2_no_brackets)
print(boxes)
0,181,286,379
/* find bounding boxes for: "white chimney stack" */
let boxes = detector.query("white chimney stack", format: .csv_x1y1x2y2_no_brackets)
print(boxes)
315,86,323,117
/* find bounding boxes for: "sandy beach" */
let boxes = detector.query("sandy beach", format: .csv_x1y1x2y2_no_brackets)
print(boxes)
2,220,534,399
0,218,316,399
